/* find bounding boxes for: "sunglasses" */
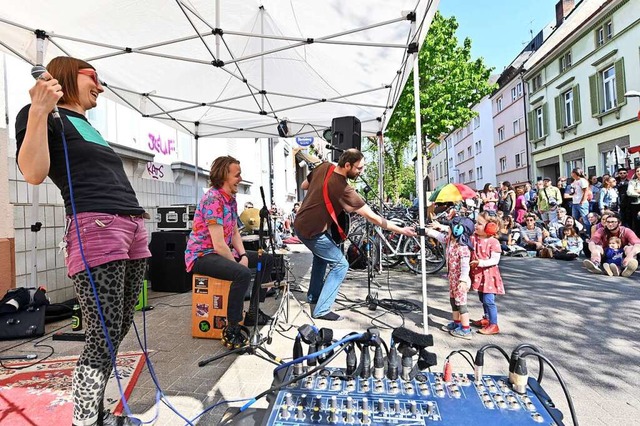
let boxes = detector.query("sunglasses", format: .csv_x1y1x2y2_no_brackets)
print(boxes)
78,68,100,86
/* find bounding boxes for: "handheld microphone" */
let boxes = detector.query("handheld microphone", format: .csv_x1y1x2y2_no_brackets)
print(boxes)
31,65,61,121
325,144,344,152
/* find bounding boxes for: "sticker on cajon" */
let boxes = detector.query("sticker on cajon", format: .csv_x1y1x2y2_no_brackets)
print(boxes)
191,275,232,339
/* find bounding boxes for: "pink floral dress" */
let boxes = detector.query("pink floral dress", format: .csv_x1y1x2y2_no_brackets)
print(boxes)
447,241,471,306
470,236,504,295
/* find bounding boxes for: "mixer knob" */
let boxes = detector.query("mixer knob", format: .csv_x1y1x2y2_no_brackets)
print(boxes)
361,397,369,411
345,410,354,424
377,398,385,413
280,405,290,420
409,400,417,415
531,412,544,423
296,405,305,420
300,393,308,408
285,392,293,407
329,409,338,424
346,396,353,410
361,410,370,425
330,395,337,409
393,399,400,413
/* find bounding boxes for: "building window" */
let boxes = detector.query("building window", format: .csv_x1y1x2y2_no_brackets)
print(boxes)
469,169,473,181
602,66,616,112
565,159,584,178
511,82,523,102
531,74,542,92
515,151,526,168
458,151,464,162
559,51,572,73
512,119,521,135
475,140,482,154
564,90,574,127
476,166,483,180
467,147,472,157
473,116,480,129
595,20,613,47
498,126,505,142
535,107,544,138
496,96,503,112
499,157,507,172
459,172,465,183
440,163,444,178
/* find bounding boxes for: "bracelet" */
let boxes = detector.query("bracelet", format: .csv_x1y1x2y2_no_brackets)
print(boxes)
238,253,247,259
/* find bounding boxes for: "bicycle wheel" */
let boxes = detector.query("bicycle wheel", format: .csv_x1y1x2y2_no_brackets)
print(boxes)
379,230,402,267
402,236,446,274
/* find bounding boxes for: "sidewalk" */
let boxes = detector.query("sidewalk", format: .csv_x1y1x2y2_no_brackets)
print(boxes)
1,246,639,425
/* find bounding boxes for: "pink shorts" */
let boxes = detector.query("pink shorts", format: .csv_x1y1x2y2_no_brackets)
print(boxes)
64,212,151,277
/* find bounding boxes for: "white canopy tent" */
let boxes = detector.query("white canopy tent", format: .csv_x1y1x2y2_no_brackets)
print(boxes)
0,0,439,331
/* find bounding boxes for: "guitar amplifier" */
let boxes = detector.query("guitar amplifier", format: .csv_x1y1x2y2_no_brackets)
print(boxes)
0,307,46,340
157,205,196,230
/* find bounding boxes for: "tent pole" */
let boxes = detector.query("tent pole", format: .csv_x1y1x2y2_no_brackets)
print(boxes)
215,0,220,60
260,5,265,112
194,123,199,206
377,131,384,274
411,24,428,334
28,33,46,288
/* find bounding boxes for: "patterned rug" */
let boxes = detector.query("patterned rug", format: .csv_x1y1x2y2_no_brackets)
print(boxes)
0,351,146,425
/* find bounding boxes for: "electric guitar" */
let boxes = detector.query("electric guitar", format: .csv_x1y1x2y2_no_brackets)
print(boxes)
295,149,351,244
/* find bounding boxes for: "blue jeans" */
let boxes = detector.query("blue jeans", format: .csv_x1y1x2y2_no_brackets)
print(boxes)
295,229,349,317
572,202,589,226
478,292,498,325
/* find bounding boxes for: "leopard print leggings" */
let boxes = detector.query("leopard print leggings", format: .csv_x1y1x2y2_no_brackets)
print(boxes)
71,259,146,426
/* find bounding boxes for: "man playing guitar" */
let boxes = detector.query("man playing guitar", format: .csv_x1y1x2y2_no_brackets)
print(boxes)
294,148,417,320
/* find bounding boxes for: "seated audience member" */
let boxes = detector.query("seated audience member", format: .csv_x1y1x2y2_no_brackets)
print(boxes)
551,226,583,260
496,216,515,253
557,207,584,232
519,214,543,252
602,236,625,276
583,212,640,277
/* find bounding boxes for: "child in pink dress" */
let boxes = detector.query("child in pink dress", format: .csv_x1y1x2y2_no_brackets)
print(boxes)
426,213,475,339
470,212,504,335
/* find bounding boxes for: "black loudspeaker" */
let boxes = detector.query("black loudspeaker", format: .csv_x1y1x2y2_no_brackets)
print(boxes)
331,116,361,162
149,231,192,293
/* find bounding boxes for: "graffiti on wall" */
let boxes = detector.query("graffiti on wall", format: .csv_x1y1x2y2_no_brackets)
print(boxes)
148,133,176,156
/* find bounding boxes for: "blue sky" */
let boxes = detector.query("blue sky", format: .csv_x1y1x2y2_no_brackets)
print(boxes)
437,0,562,72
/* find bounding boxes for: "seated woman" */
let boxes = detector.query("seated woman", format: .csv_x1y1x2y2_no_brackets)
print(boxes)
519,214,544,252
551,226,584,260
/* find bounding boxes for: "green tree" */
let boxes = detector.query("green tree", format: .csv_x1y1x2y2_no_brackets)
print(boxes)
362,12,494,202
386,11,496,146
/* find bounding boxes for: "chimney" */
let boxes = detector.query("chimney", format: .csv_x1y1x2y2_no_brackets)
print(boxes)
555,0,576,28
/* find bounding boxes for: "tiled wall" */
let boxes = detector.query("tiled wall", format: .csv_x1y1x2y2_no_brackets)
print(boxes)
7,138,207,304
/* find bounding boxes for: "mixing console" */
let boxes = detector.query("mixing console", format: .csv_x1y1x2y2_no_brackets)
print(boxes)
261,367,564,425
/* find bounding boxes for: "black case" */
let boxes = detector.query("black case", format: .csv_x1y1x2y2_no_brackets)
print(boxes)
156,205,195,231
0,307,46,340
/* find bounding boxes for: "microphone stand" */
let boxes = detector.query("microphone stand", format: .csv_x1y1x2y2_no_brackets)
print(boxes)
198,187,282,367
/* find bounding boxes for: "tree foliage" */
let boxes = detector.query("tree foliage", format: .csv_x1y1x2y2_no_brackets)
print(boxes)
362,12,495,203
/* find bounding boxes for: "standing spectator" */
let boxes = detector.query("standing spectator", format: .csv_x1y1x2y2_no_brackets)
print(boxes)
559,177,573,214
499,181,516,218
583,212,640,277
469,212,504,335
626,166,640,236
616,168,631,226
513,187,528,224
589,176,602,213
524,181,537,212
570,168,590,227
599,176,619,213
538,178,562,224
480,183,499,215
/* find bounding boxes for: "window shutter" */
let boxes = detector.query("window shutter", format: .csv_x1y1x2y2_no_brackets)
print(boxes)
554,95,564,131
542,103,548,137
527,110,536,141
573,85,581,124
589,74,600,116
615,58,626,107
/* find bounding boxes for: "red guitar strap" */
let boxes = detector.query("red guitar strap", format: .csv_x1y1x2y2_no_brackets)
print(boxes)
322,164,347,241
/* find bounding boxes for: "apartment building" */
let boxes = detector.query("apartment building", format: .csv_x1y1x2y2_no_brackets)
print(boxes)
523,0,640,180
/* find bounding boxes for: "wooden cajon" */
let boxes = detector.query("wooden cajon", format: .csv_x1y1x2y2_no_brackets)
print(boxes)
191,274,232,339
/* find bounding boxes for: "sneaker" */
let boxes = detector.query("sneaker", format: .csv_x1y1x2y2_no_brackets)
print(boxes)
243,308,273,326
101,410,140,426
471,318,489,328
441,321,460,332
621,258,638,278
602,263,613,276
309,303,317,316
478,324,500,335
313,311,344,321
221,324,249,349
583,259,602,274
450,327,472,340
610,263,620,276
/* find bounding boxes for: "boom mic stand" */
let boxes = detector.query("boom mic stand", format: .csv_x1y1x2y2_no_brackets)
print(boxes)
198,187,282,367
